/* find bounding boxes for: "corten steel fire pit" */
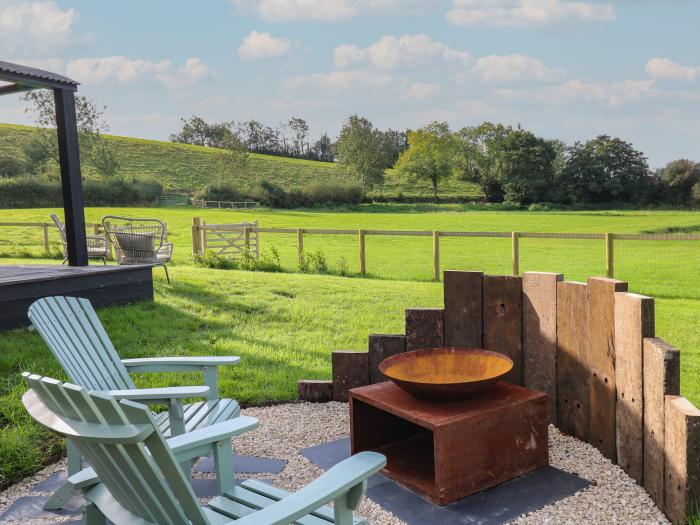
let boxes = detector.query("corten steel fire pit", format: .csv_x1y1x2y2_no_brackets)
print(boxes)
379,347,514,401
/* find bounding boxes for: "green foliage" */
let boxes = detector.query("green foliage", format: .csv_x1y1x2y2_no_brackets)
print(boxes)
455,122,511,203
0,124,481,200
299,250,329,274
560,135,653,204
241,247,283,273
0,176,162,208
395,122,457,199
194,250,239,270
301,182,364,206
311,133,334,162
195,182,246,202
218,134,250,184
500,129,557,205
89,138,121,178
335,115,387,187
0,156,29,177
659,159,700,206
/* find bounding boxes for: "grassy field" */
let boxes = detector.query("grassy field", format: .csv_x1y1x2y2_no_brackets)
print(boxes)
2,205,700,487
0,123,481,197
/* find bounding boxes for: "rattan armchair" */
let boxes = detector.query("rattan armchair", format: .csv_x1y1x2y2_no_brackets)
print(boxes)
102,215,173,283
50,213,109,264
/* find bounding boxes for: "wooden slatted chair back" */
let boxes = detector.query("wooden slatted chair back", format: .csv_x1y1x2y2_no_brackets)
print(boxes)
22,373,210,525
28,296,135,392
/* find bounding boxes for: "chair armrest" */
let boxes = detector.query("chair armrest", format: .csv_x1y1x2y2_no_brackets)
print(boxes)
122,356,240,373
230,452,386,525
104,386,209,403
67,467,99,490
167,416,258,462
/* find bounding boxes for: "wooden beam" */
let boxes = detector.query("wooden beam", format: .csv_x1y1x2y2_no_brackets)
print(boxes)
54,88,88,266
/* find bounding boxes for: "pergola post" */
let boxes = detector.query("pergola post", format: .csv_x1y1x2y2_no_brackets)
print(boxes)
54,88,88,266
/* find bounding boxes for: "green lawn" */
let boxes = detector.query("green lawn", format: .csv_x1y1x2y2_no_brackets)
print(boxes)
2,205,700,487
0,123,481,197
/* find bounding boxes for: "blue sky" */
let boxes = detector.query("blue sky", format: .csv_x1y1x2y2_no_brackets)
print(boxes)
1,0,699,167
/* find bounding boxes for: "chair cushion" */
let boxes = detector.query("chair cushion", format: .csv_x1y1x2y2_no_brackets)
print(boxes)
114,232,155,254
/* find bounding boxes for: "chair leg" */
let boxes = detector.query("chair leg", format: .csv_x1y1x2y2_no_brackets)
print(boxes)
44,440,82,510
84,502,107,525
162,264,171,284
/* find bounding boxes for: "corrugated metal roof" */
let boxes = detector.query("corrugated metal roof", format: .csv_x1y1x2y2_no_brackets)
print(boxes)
0,60,78,87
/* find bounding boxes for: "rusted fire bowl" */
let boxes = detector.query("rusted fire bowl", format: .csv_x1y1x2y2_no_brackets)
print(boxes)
379,347,513,402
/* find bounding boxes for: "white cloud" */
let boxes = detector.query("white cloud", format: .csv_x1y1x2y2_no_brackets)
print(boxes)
232,0,440,22
470,53,566,82
65,56,214,90
334,34,470,71
0,1,76,53
496,78,656,106
645,58,700,81
238,31,291,60
283,69,402,95
447,0,615,27
404,82,442,101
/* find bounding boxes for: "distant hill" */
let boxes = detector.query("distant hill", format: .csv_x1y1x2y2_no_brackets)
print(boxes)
0,123,481,199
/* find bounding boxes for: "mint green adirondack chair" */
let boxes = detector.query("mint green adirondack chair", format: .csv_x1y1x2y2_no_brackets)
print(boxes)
28,295,247,509
22,373,386,525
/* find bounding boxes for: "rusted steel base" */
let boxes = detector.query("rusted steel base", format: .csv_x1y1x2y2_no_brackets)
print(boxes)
350,381,549,505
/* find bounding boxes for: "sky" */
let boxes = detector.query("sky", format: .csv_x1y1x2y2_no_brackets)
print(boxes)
1,0,699,168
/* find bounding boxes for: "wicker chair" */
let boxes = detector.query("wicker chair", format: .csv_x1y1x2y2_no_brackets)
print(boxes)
102,215,173,283
50,213,109,264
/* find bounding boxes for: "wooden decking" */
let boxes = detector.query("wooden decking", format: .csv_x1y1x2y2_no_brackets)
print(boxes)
0,264,153,330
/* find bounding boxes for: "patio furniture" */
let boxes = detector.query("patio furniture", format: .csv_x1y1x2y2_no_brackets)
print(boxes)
101,215,173,283
28,295,247,510
22,373,386,525
50,214,109,264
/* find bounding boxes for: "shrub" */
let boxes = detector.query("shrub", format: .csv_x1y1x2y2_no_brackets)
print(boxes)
240,247,283,273
0,176,163,208
194,250,239,270
194,183,246,202
302,182,364,205
0,156,29,177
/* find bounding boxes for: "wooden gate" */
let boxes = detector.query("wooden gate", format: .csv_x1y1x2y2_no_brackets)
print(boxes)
201,221,259,259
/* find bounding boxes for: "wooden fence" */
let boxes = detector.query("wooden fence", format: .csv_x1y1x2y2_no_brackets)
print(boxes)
0,221,167,260
191,220,700,280
191,199,260,210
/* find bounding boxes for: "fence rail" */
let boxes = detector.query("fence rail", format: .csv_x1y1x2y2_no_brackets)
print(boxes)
0,221,167,260
190,219,700,281
191,199,260,210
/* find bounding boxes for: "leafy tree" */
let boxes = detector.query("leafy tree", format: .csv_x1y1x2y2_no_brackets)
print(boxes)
394,121,456,200
90,139,121,178
380,129,408,167
500,129,557,205
658,159,700,205
170,116,234,148
560,135,652,204
218,134,250,184
312,133,334,162
335,115,386,187
22,90,119,177
455,122,511,202
288,117,310,157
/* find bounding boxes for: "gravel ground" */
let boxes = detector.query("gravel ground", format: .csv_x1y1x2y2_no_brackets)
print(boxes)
0,402,669,524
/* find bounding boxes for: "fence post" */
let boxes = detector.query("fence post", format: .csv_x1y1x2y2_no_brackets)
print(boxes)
243,226,251,253
93,223,100,236
606,233,614,278
42,223,50,254
163,222,168,241
359,229,366,275
297,228,304,267
104,221,113,260
192,217,202,256
433,230,440,282
512,231,520,276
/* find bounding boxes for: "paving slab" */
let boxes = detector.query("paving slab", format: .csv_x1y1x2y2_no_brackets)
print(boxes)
301,437,590,525
0,495,83,521
195,454,287,474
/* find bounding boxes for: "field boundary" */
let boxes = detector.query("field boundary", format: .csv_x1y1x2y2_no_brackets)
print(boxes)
191,219,700,281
